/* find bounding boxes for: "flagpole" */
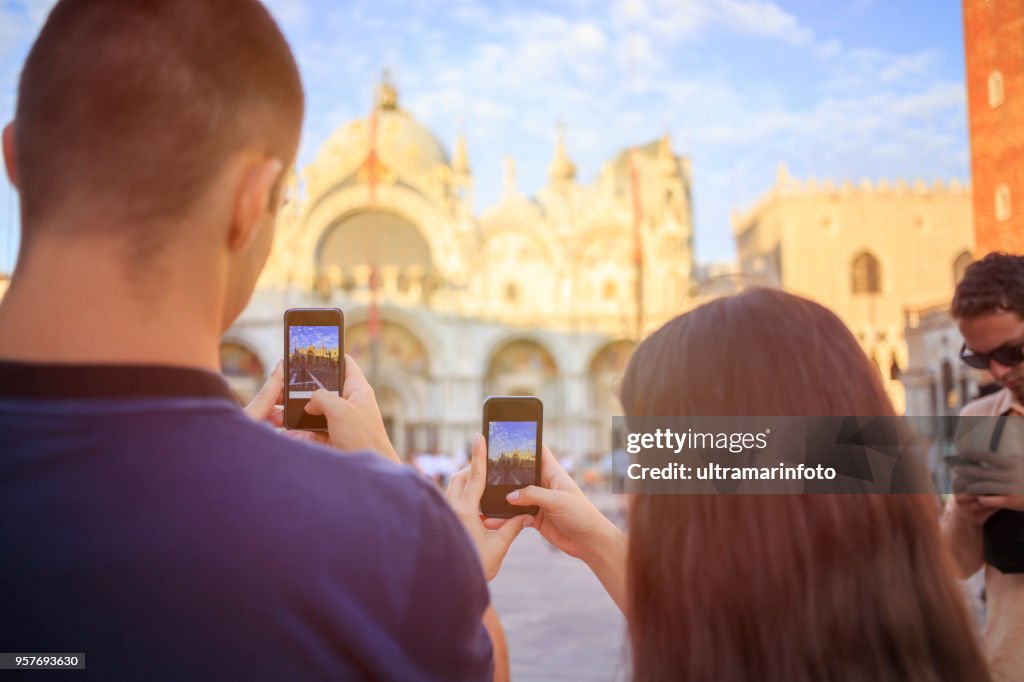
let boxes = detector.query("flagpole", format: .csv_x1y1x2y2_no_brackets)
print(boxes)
366,77,382,385
626,1,644,341
629,149,644,341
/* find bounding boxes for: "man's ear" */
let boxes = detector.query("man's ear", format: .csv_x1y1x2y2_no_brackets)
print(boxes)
3,122,19,189
228,157,283,252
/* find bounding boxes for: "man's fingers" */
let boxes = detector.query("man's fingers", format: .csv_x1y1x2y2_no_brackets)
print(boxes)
243,359,283,420
952,464,1014,482
267,405,285,428
961,449,1016,470
976,495,1014,508
975,494,1024,511
461,434,487,507
506,485,561,510
964,480,1013,495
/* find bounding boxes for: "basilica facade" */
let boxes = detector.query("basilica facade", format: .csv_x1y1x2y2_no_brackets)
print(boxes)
221,80,696,464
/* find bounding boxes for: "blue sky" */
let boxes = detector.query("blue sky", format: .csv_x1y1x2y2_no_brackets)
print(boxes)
489,420,538,459
289,325,339,354
0,0,968,272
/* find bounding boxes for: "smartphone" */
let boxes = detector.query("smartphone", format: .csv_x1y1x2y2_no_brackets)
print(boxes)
283,308,344,431
944,455,984,468
481,396,542,517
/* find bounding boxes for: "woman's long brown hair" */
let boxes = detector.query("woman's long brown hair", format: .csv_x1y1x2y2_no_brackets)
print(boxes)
620,288,989,682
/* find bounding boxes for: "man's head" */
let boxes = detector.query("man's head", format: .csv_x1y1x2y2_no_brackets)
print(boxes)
953,253,1024,403
2,0,303,328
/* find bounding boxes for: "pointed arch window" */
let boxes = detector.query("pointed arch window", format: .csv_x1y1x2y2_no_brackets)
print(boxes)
851,251,882,295
953,251,973,286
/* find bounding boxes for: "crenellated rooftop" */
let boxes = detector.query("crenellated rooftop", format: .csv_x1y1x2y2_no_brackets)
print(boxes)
731,163,972,232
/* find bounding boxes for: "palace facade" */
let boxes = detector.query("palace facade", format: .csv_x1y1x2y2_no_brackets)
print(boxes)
732,165,975,413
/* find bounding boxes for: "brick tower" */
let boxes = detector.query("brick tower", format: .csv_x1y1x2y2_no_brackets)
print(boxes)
963,0,1024,254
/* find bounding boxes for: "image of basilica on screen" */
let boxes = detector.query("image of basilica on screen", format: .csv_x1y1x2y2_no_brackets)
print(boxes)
487,421,537,486
289,325,341,395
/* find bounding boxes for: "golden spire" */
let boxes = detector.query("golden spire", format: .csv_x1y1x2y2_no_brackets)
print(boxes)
453,132,470,175
548,122,576,183
376,69,398,110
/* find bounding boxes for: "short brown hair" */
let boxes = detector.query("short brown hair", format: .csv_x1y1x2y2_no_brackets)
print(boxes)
14,0,303,247
952,252,1024,319
621,289,990,681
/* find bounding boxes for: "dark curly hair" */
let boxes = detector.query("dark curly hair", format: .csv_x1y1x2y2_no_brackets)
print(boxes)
952,252,1024,319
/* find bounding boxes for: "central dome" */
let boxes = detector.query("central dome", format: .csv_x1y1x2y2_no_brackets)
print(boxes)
312,79,450,183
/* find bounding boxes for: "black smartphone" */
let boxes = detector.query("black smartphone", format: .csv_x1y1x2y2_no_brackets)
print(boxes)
283,308,344,431
481,396,542,517
944,455,984,468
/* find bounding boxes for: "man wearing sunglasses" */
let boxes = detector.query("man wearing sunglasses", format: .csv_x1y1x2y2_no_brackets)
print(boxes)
943,252,1024,682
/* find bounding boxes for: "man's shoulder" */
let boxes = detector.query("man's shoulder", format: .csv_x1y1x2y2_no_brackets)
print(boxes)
961,388,1013,417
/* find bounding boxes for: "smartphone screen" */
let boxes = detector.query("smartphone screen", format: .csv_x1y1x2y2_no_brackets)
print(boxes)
284,308,344,431
482,396,542,517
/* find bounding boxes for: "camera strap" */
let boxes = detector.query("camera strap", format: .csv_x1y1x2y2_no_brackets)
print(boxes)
990,414,1008,451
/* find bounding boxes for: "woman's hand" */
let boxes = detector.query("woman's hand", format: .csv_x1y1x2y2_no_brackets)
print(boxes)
489,446,628,613
446,435,531,581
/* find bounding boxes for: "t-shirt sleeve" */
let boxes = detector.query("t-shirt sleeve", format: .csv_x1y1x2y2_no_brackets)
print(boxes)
396,482,494,681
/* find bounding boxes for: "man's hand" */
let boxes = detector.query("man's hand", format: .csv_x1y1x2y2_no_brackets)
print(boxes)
952,449,1024,512
943,449,1024,579
243,359,285,427
301,355,400,462
941,493,995,579
446,435,531,581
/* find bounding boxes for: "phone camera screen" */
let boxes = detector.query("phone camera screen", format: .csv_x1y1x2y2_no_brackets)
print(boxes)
287,325,342,397
487,421,538,486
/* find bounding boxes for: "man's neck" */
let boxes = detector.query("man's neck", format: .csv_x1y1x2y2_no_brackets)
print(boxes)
0,242,224,373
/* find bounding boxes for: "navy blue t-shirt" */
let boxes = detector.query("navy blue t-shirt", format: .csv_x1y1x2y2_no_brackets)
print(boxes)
0,362,493,680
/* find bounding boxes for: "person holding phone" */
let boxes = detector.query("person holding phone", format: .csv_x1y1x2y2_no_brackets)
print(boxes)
943,252,1024,682
0,2,509,679
484,289,991,680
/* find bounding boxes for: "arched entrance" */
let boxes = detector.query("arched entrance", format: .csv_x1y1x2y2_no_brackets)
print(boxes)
588,340,635,456
316,209,440,302
485,338,559,404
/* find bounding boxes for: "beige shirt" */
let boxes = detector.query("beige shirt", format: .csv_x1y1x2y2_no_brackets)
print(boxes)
961,388,1024,682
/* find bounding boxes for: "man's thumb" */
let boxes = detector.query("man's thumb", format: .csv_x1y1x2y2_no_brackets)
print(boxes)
304,389,327,415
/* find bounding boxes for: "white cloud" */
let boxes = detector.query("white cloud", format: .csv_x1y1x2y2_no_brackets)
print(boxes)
815,38,843,61
612,0,813,45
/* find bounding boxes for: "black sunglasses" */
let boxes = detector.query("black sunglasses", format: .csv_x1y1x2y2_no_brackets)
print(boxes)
959,341,1024,370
